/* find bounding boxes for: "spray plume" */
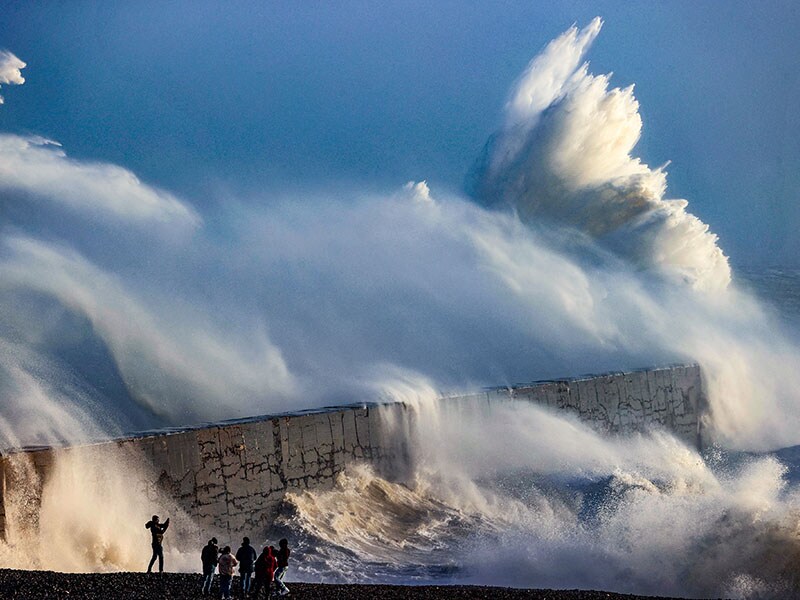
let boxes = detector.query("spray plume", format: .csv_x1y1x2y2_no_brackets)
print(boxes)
472,18,731,292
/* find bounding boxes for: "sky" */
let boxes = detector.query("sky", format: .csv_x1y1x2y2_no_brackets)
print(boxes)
1,0,799,266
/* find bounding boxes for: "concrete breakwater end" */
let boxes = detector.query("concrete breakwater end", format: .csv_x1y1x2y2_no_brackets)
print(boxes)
0,365,705,541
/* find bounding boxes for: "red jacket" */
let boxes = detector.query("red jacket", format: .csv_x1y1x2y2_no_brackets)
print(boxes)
254,549,277,581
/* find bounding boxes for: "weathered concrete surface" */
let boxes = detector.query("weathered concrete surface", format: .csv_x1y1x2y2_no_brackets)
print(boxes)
0,403,412,541
0,365,706,541
482,364,705,448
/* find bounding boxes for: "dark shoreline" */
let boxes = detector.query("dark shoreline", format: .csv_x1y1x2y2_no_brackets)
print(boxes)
0,569,716,600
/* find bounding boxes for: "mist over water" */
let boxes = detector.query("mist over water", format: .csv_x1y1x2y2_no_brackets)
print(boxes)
1,18,800,598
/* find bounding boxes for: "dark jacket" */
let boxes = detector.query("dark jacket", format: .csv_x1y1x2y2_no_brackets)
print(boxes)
236,543,257,573
145,518,169,546
201,542,219,568
276,546,290,568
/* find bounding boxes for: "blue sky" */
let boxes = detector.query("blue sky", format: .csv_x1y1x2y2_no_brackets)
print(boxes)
1,0,799,265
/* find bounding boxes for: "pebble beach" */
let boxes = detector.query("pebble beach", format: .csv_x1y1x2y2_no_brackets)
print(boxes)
0,570,714,600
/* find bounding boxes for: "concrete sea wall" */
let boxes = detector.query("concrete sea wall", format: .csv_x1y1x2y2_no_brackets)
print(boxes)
0,364,705,540
490,363,704,447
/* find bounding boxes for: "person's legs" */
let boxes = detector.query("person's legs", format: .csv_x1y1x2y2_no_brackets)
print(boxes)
156,545,164,572
220,574,231,599
241,571,251,593
274,567,289,594
147,546,158,573
251,577,263,599
202,566,214,594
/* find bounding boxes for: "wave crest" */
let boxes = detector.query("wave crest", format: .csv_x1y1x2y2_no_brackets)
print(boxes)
471,19,731,292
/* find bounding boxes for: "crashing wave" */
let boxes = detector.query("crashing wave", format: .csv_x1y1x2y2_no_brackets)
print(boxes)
470,18,731,292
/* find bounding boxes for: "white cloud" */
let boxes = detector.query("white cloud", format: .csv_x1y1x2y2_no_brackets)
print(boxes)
0,50,26,104
0,134,201,226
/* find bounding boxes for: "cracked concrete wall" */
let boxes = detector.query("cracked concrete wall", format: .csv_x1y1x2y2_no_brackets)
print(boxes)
0,403,412,540
474,364,705,448
112,404,412,536
0,365,705,540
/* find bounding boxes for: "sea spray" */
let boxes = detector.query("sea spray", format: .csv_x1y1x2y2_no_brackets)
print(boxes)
1,160,799,449
471,18,731,292
281,386,800,597
0,445,201,573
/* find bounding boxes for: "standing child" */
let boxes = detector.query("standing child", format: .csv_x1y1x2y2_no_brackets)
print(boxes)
217,546,238,600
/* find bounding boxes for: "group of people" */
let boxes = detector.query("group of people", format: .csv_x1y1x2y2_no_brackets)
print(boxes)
202,536,291,599
144,515,291,599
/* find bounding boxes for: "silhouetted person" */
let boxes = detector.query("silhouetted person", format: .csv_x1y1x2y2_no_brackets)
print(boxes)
251,546,277,599
274,538,291,596
217,545,238,600
145,515,170,573
236,536,257,595
201,537,219,595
